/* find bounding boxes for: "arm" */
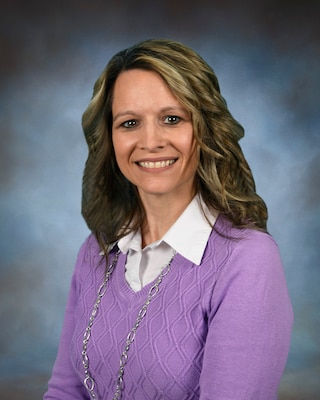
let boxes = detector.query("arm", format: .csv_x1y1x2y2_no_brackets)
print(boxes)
44,239,91,400
200,232,293,400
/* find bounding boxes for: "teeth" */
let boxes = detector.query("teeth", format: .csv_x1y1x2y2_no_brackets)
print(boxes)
138,159,175,169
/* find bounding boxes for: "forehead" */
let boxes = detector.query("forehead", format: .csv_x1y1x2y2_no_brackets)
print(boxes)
112,69,180,108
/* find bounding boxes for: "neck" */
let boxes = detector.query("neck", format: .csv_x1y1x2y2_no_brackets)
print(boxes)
139,192,196,247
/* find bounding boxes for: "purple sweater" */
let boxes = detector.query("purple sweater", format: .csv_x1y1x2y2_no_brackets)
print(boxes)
44,216,293,399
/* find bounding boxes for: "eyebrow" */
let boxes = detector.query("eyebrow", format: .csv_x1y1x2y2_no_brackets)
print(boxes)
113,106,190,122
113,111,137,122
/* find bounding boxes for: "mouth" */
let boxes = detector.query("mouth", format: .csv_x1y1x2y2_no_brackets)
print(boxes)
137,159,177,169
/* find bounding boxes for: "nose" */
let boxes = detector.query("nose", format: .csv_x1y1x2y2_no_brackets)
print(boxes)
138,121,166,151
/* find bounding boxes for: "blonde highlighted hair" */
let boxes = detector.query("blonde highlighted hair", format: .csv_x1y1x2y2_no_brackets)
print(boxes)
81,39,268,246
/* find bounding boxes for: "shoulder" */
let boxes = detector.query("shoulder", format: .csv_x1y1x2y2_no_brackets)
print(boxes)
69,233,111,294
71,233,105,282
204,216,291,316
204,215,282,274
76,233,101,262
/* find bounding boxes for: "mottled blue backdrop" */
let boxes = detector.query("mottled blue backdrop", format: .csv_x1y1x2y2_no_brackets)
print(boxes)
1,1,319,399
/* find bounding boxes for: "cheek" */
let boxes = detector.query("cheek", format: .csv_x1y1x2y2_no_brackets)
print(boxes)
188,142,200,174
185,136,199,162
112,135,126,160
112,135,136,178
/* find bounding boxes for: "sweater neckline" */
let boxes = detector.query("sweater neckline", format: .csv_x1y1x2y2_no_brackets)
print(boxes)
113,251,187,302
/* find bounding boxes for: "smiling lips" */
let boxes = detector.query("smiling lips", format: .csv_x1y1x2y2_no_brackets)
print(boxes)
137,159,176,169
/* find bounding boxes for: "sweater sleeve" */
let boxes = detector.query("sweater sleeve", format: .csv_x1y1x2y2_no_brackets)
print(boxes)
199,232,293,400
43,238,91,400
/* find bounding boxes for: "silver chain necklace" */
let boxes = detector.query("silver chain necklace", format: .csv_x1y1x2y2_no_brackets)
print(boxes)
82,249,176,400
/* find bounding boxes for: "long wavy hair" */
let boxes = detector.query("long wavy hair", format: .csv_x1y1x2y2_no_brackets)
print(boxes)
81,39,268,250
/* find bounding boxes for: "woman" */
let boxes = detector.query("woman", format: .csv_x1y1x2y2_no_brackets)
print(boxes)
44,39,293,399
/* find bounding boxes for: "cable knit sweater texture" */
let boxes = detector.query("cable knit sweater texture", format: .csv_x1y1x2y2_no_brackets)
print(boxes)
44,215,293,400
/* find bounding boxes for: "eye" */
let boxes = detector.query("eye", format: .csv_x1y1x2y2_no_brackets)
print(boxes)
164,115,181,125
121,119,138,128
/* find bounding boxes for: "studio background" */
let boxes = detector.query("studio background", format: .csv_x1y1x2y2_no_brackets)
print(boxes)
1,1,319,399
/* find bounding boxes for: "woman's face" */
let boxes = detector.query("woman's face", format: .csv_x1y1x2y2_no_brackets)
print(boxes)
112,69,198,204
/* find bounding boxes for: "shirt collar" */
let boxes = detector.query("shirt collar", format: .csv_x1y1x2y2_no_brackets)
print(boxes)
117,195,217,265
161,195,217,265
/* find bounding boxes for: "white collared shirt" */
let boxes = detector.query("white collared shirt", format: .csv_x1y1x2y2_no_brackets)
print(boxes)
118,196,217,292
